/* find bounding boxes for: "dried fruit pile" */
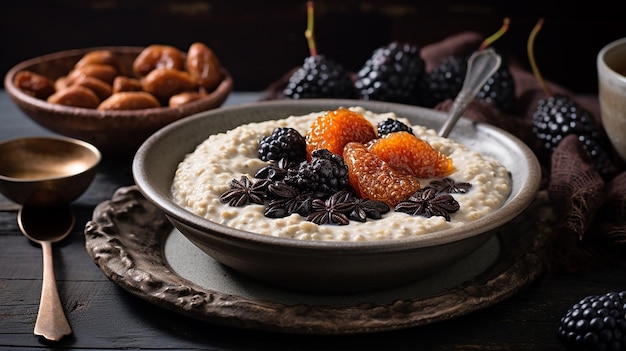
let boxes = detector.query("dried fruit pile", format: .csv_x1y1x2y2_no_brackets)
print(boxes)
13,42,223,110
220,108,469,226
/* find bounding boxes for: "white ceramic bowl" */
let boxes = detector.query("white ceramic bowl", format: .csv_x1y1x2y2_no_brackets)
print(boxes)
133,99,541,293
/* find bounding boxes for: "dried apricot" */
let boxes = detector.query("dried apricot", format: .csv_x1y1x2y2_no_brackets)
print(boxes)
343,142,421,207
367,131,454,178
13,70,55,99
305,108,377,160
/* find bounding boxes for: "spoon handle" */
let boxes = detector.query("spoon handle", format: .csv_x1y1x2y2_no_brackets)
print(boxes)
34,240,72,342
438,48,502,138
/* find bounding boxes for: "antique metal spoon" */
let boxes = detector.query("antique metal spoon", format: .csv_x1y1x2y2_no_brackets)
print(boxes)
18,204,74,342
438,48,502,138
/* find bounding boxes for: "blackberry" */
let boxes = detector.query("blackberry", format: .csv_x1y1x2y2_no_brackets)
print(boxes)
421,54,516,111
557,291,626,351
476,65,516,112
377,118,413,137
258,127,306,163
255,158,293,181
287,149,349,195
355,41,426,104
531,93,616,177
283,55,357,99
420,55,466,108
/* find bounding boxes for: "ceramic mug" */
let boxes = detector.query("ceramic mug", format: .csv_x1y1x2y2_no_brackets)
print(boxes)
598,37,626,161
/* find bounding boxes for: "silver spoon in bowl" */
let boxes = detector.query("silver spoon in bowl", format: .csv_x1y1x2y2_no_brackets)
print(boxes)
438,48,502,138
18,204,75,342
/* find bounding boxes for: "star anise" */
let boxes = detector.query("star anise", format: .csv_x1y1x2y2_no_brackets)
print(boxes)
427,177,472,194
306,191,356,225
219,175,270,207
264,183,315,217
254,158,293,181
395,188,460,221
350,196,391,222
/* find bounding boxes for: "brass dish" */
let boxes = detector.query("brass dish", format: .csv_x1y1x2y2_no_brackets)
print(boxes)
0,136,100,206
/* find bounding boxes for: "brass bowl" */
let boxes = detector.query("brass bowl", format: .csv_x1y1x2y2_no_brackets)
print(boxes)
4,46,233,157
0,136,101,206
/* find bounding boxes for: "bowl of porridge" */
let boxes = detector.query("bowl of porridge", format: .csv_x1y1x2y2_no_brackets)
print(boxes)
133,99,541,293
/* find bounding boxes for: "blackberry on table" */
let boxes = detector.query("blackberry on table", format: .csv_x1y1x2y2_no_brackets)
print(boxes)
579,134,618,178
287,149,349,195
284,2,357,100
283,55,357,99
476,65,516,112
420,55,466,108
377,118,413,137
355,41,426,104
421,54,516,111
531,93,616,177
258,127,306,163
557,291,626,351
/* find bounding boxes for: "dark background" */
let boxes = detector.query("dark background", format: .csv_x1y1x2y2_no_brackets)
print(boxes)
2,0,625,94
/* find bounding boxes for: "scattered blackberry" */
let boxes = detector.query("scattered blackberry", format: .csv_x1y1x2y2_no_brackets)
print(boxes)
531,93,616,177
420,55,515,111
283,55,356,99
377,118,413,137
557,291,626,351
287,149,349,195
258,127,306,163
355,41,426,104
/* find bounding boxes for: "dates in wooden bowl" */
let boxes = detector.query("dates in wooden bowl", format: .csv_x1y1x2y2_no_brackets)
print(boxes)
4,45,233,156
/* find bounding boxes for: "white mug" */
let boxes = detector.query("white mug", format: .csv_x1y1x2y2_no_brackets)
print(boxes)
597,37,626,161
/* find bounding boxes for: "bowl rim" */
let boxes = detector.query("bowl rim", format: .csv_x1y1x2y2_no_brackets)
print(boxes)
3,45,234,118
133,99,541,252
0,135,101,182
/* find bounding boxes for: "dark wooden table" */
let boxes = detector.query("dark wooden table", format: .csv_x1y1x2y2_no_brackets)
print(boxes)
1,89,625,350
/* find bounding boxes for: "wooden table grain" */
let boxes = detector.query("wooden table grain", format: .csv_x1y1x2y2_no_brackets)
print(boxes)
1,90,625,350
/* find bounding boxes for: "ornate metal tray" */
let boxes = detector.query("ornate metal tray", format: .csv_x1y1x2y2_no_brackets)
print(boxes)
84,186,551,335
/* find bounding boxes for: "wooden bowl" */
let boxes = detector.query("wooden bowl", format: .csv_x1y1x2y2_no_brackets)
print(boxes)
4,46,233,157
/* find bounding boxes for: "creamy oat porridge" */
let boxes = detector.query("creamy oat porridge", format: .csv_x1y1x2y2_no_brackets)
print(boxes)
171,106,511,242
